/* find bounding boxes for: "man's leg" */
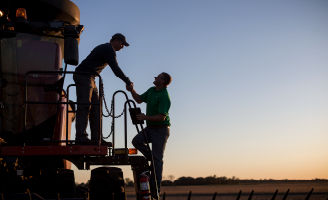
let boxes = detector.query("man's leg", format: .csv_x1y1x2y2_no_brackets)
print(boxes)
149,127,170,197
89,81,100,142
132,128,152,160
74,75,93,142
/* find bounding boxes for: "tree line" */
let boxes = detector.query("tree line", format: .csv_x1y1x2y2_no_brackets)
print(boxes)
162,175,239,186
124,175,328,187
77,176,328,187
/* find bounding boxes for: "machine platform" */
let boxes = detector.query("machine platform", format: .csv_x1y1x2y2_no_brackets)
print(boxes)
0,145,108,156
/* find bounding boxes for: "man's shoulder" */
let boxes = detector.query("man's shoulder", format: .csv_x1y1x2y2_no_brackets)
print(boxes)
94,43,110,49
145,87,170,98
93,43,116,62
149,86,156,91
161,88,170,96
145,87,156,93
141,87,154,96
158,88,170,101
93,43,113,53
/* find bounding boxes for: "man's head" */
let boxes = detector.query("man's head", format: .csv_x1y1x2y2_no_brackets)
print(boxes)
153,72,172,88
110,33,129,51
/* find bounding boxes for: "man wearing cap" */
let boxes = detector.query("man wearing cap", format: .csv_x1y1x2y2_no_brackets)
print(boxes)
74,33,131,145
127,72,172,199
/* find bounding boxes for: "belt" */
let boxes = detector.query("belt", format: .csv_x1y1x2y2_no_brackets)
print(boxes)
147,124,169,128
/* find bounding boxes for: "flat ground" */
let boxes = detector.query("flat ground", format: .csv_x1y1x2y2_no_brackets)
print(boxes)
126,182,328,200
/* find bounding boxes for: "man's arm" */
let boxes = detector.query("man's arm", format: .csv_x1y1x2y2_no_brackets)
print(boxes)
136,113,166,122
126,85,165,121
107,54,131,85
108,60,131,85
127,86,167,121
130,89,143,104
126,84,143,104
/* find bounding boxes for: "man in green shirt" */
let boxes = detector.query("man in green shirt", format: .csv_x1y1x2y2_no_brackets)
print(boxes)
127,72,172,199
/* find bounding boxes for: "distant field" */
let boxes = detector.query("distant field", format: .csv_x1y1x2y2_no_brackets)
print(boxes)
126,182,328,200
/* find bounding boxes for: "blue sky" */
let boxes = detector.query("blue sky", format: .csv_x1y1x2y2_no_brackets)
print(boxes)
69,0,328,183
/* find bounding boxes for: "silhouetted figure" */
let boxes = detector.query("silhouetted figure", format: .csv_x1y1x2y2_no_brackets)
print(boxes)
74,33,132,145
127,72,172,199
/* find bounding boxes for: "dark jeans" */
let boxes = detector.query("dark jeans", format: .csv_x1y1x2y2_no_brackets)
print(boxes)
132,126,170,194
73,74,100,142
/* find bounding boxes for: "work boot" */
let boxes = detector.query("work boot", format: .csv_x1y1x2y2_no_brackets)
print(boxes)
91,132,112,146
91,139,112,147
75,137,92,145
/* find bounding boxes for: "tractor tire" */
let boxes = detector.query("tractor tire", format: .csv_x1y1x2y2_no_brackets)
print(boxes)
30,168,76,198
56,169,76,195
89,167,126,200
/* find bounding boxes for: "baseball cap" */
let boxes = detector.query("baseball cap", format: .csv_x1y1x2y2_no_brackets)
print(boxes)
112,33,129,46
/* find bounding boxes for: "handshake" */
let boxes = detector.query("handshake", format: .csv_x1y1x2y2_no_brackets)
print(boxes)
126,82,134,92
125,82,147,121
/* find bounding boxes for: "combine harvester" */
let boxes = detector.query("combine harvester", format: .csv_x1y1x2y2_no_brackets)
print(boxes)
0,0,153,199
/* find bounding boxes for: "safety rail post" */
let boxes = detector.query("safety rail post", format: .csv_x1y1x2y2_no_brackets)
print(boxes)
112,91,115,150
305,188,313,200
111,91,144,154
236,190,242,200
282,189,290,200
212,192,217,200
271,189,278,200
111,90,130,154
66,84,76,145
124,102,127,155
124,100,138,154
187,190,192,200
248,190,254,200
98,75,103,147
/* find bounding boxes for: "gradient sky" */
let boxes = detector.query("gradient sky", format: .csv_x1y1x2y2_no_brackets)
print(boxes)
69,0,328,183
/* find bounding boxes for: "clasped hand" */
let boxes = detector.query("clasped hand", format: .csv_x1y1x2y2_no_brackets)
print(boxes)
126,82,134,91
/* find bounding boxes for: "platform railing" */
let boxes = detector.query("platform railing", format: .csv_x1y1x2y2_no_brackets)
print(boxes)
24,71,103,146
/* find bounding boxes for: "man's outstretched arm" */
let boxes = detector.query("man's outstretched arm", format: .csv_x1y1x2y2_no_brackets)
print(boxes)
108,59,131,85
